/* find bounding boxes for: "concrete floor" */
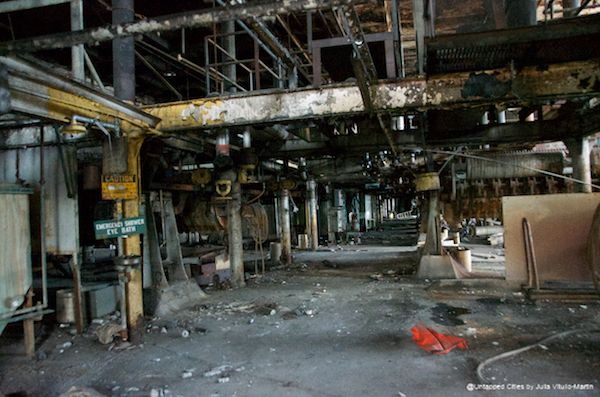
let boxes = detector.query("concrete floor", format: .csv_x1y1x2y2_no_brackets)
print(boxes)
1,245,599,397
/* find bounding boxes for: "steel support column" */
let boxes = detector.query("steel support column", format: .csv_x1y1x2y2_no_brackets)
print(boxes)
307,179,318,250
279,189,292,265
228,182,245,287
566,137,593,193
70,0,84,81
123,137,144,344
423,191,441,255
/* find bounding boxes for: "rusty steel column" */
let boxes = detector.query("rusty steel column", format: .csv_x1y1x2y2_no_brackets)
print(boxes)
279,189,292,264
567,137,593,193
70,0,84,80
307,179,318,250
112,0,135,102
222,20,237,94
122,137,144,344
228,181,245,287
107,0,144,344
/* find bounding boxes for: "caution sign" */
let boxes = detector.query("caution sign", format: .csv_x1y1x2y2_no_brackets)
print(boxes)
94,216,146,239
101,174,137,200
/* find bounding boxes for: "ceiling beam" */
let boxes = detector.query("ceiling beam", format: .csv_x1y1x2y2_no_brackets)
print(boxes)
144,59,600,131
0,0,372,54
1,56,159,130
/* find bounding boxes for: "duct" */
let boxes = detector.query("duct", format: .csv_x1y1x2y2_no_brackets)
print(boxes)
0,0,369,54
466,152,564,179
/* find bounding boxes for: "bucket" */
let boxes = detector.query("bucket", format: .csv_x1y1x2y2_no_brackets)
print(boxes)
453,247,472,273
56,289,75,324
270,242,282,266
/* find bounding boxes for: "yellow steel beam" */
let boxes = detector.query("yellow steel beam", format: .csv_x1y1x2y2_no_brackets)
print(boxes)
3,56,159,133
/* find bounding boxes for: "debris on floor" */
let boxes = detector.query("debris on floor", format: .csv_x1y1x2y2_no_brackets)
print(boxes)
411,324,468,355
58,386,106,397
95,323,123,345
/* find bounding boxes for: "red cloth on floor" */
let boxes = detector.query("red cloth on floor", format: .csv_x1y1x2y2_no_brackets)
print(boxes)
411,324,468,355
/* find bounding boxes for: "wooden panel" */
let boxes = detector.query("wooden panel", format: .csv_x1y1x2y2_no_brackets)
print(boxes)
503,193,600,286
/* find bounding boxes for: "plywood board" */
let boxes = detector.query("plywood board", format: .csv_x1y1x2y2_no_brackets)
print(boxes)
503,193,600,285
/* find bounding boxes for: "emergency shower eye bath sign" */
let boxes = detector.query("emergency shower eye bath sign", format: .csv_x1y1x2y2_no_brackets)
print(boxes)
94,216,146,239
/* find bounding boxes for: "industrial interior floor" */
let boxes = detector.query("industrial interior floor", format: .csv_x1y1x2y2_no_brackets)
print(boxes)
1,244,600,397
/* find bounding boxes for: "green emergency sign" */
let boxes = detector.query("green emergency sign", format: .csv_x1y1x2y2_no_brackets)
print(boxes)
94,216,146,239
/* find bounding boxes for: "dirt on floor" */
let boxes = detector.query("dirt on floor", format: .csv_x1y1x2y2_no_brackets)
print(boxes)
1,247,600,397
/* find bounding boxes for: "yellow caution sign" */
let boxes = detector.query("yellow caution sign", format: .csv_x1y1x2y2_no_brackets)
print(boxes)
101,174,138,200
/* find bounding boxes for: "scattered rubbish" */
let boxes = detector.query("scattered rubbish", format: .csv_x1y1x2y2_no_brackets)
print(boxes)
254,302,278,316
160,327,168,334
322,260,338,268
430,303,470,326
568,308,576,313
91,319,105,325
125,387,140,392
369,273,384,281
492,341,500,346
58,386,107,397
57,341,73,350
114,341,132,351
153,358,161,362
476,328,600,382
281,310,298,320
385,270,396,275
150,389,170,397
182,370,193,379
217,377,230,384
204,365,233,378
411,324,468,355
580,305,588,310
303,309,315,316
248,318,255,324
95,323,123,345
465,327,477,336
539,344,549,350
181,329,190,338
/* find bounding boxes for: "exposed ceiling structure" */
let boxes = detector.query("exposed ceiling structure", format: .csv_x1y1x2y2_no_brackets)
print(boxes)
0,2,599,392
